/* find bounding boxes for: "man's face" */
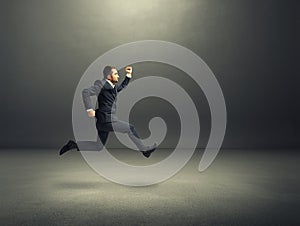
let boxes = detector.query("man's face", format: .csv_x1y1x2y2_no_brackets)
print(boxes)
108,68,119,83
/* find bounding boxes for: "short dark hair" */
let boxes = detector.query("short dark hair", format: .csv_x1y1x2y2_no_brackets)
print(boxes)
103,66,116,78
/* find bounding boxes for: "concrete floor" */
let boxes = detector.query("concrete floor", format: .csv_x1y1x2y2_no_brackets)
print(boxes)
0,148,299,225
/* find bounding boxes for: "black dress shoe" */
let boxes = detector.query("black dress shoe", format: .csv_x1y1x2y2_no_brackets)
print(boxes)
142,143,157,158
59,140,80,156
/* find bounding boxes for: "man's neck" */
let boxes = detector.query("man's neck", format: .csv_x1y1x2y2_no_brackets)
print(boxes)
106,79,115,88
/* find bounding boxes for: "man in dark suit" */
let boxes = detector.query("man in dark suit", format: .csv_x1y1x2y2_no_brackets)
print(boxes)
60,66,157,158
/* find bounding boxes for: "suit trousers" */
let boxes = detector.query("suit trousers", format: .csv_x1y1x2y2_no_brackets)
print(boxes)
77,120,147,152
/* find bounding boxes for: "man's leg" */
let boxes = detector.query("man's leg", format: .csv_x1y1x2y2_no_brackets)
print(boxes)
76,131,109,151
60,121,156,157
100,120,148,151
98,130,110,148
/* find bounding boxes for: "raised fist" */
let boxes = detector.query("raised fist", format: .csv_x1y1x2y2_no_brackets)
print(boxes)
125,66,132,74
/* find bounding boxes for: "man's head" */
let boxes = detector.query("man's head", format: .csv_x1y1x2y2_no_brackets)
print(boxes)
103,65,119,84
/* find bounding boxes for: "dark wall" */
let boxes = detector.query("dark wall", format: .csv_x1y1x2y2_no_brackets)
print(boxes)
0,0,298,149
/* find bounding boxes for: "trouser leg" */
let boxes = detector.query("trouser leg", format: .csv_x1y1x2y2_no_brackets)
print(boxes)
100,120,147,151
98,130,110,147
76,131,109,151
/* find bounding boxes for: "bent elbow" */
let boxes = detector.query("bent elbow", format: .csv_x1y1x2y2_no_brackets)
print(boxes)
82,89,89,97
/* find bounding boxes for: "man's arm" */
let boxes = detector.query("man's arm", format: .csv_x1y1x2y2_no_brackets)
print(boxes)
116,74,131,92
116,66,132,92
82,80,102,117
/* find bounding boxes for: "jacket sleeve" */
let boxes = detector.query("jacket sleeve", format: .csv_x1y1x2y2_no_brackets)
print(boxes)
82,80,102,110
116,76,131,92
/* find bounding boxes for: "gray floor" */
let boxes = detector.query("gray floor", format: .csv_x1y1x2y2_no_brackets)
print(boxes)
0,148,299,226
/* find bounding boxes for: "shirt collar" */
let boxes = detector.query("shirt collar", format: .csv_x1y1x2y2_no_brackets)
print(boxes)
106,79,115,88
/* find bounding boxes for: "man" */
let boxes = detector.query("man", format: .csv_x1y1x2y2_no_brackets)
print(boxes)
60,66,157,158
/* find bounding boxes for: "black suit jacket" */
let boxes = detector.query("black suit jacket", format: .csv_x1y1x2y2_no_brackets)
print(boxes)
82,76,131,123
